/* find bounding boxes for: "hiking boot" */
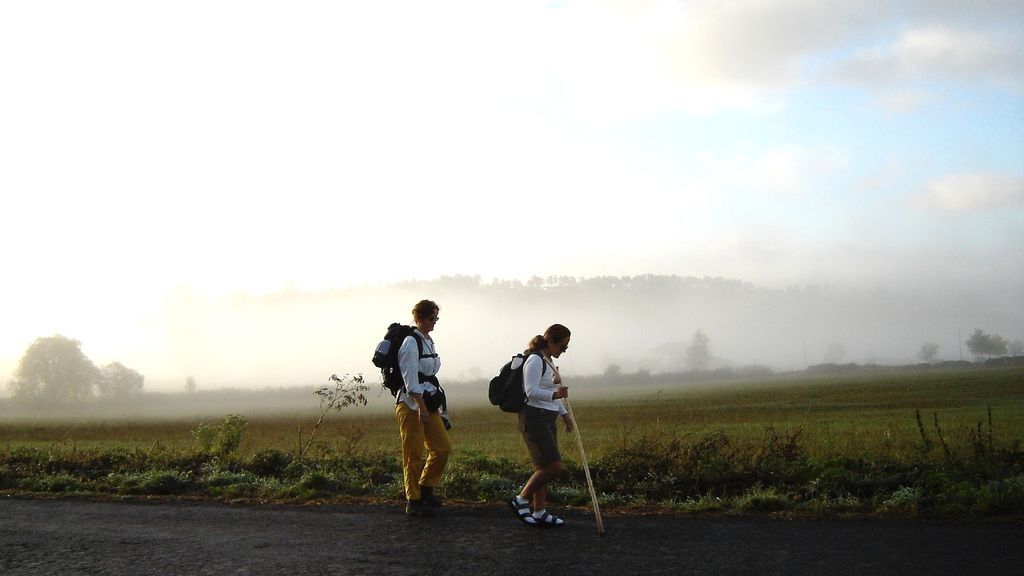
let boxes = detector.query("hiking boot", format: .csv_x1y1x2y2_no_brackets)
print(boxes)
420,485,443,509
405,498,434,517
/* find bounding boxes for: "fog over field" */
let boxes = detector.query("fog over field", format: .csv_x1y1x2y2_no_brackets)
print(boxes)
187,277,1020,384
4,275,1019,396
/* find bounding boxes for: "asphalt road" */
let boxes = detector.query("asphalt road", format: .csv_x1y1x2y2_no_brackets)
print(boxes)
2,497,1022,575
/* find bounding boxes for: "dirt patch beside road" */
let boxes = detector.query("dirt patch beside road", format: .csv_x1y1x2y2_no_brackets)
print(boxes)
2,497,1022,575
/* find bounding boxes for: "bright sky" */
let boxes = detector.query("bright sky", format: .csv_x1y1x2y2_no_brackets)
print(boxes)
1,1,1022,386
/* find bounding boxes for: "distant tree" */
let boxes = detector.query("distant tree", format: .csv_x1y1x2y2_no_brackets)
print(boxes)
1010,340,1024,357
97,362,144,398
918,342,940,364
603,364,623,380
965,329,987,358
7,335,99,402
685,329,711,372
546,275,578,288
186,376,197,394
993,335,1008,356
966,329,1009,360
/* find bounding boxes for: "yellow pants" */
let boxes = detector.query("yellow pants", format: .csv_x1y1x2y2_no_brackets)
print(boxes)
395,402,451,501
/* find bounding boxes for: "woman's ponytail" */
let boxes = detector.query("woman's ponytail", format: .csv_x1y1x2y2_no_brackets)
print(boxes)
525,335,547,354
524,324,571,355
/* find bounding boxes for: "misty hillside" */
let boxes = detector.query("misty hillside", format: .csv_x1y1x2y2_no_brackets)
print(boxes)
131,274,1022,390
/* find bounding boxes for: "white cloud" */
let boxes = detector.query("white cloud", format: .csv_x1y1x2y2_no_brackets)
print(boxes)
914,173,1024,213
670,0,873,84
835,26,1024,90
902,0,1024,27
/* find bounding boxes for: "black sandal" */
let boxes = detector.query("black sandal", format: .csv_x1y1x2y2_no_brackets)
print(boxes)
533,511,565,527
509,496,537,525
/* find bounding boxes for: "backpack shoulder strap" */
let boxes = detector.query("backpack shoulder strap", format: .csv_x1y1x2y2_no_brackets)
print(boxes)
527,352,547,376
406,328,424,355
407,328,438,359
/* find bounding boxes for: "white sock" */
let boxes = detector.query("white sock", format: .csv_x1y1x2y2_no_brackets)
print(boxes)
514,495,529,506
532,509,546,519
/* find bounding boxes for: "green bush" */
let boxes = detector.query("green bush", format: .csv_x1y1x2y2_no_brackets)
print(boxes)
206,470,257,488
205,470,261,498
193,414,248,457
247,449,293,477
297,471,338,495
31,473,88,493
975,475,1024,515
118,470,192,495
442,453,524,501
322,453,401,486
590,431,759,500
807,457,915,500
880,486,920,511
734,486,794,512
442,467,514,501
592,433,691,499
449,451,521,477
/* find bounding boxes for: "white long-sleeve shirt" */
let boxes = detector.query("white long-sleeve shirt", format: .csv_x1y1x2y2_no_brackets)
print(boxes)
396,329,441,410
523,353,567,415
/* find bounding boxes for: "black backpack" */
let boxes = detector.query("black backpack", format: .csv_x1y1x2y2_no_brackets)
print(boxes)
372,323,435,396
488,352,546,413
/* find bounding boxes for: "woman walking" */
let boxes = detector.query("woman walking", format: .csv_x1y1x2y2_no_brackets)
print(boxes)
395,299,451,517
509,323,573,527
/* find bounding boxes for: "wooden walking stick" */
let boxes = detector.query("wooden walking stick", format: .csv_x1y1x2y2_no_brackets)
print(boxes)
554,364,604,535
563,397,604,534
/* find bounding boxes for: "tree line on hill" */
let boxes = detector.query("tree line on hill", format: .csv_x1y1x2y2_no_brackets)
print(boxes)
117,273,1024,386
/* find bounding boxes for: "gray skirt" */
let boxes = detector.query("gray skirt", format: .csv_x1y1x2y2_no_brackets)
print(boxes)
518,405,561,467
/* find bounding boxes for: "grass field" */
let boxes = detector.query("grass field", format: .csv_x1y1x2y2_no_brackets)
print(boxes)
3,365,1021,459
2,365,1023,516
